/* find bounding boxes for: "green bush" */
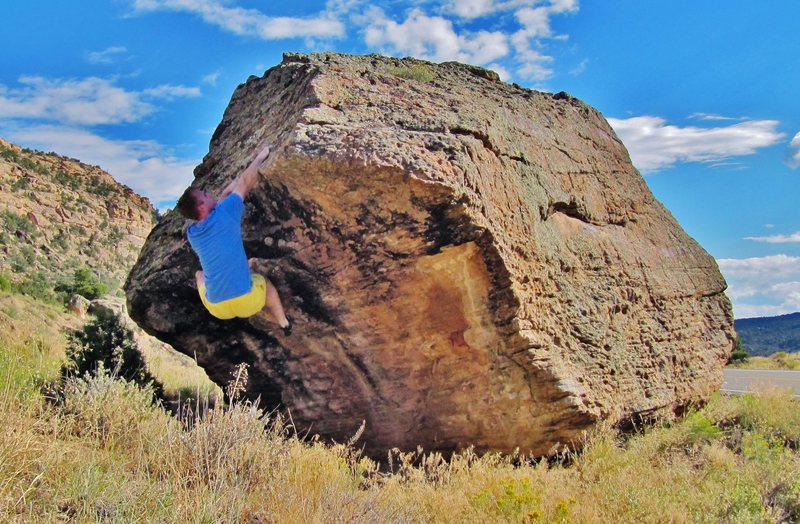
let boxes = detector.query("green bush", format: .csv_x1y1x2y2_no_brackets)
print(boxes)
14,271,57,303
728,337,749,363
2,210,38,237
384,63,436,82
0,146,20,162
61,308,164,401
0,273,11,292
56,268,109,300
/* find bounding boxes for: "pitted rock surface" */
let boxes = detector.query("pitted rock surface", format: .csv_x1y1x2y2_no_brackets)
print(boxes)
126,52,734,457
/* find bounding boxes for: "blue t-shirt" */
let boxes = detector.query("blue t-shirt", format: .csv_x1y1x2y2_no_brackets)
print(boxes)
187,193,252,303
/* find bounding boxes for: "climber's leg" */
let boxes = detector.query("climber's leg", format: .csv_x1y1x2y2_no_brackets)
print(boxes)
248,258,291,333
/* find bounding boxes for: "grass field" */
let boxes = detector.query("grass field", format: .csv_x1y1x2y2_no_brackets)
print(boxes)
729,351,800,371
2,291,800,522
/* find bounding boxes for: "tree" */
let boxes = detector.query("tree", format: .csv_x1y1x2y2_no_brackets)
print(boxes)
728,336,749,364
56,267,109,301
61,308,164,400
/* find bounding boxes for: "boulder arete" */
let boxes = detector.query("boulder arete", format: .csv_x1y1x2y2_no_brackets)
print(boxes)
126,52,734,457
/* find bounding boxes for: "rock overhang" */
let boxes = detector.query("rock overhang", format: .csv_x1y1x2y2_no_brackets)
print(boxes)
126,52,734,457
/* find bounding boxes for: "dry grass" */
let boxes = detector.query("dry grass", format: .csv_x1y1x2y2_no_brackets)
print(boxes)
730,351,800,370
136,334,222,402
2,293,800,522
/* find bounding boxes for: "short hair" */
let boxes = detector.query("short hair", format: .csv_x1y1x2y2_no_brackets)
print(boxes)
176,187,200,220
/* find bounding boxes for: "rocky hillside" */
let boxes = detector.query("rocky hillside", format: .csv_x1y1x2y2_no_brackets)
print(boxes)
0,137,156,297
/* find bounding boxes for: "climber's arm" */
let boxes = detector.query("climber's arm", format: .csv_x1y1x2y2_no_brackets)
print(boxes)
220,143,271,200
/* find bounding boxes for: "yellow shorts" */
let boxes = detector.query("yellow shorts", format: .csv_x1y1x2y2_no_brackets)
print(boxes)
198,274,267,319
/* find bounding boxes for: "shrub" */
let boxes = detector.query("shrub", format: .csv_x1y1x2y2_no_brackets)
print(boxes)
56,268,109,301
61,368,167,450
61,309,164,401
0,273,11,292
0,145,19,162
384,63,436,82
2,210,38,237
728,337,749,363
14,271,57,303
773,351,799,370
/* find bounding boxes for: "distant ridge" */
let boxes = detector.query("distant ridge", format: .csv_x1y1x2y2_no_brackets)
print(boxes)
735,312,800,356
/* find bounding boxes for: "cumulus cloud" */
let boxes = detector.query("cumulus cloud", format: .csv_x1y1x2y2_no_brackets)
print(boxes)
607,116,786,171
510,1,578,80
0,75,201,206
364,7,509,65
488,62,512,81
129,0,578,82
86,46,129,65
0,76,200,126
446,0,578,20
448,0,497,19
360,1,576,80
0,76,154,126
5,124,197,207
717,255,800,318
131,0,344,39
786,131,800,168
744,231,800,243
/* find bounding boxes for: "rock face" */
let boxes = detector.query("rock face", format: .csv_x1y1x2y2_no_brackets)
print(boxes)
126,53,734,457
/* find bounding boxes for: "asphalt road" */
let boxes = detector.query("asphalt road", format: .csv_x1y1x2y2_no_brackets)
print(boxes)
722,369,800,397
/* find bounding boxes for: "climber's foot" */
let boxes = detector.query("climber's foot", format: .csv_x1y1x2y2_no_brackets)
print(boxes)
282,316,293,336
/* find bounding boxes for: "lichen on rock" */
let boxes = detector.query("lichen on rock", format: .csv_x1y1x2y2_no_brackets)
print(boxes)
126,52,734,457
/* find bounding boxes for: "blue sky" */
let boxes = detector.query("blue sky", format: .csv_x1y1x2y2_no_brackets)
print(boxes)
1,0,798,319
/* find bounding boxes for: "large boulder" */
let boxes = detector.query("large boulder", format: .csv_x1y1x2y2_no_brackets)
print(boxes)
126,52,734,457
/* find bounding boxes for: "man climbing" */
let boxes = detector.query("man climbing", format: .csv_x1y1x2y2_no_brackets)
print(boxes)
176,142,292,335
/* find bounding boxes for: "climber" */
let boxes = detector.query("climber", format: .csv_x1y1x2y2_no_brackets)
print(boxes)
175,142,292,335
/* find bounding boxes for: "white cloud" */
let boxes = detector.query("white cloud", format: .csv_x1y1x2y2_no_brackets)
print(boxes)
569,58,588,75
131,0,344,40
86,46,129,65
717,255,800,318
515,6,552,38
689,112,739,122
364,7,509,65
549,0,578,12
461,30,511,64
360,2,576,80
446,0,578,19
510,1,578,80
202,70,221,85
607,116,786,171
0,76,154,126
786,131,800,169
0,76,200,127
143,84,202,99
718,254,800,278
448,0,497,19
488,62,511,81
5,125,197,206
744,231,800,243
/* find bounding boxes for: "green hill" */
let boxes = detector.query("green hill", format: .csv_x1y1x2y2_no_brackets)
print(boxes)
735,312,800,356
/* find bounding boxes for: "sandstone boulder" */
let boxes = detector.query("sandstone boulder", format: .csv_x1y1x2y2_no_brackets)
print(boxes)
67,293,90,319
126,53,734,457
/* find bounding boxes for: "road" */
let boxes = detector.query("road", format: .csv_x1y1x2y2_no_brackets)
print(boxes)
722,369,800,397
